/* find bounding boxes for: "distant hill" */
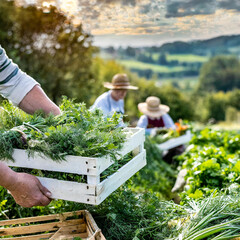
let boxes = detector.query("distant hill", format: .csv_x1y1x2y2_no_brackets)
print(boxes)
156,35,240,55
102,34,240,56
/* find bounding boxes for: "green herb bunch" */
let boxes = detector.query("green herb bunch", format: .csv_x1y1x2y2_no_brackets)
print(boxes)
168,191,240,240
0,98,127,161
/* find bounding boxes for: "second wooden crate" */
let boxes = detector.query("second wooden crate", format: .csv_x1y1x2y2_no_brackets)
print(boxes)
0,210,105,240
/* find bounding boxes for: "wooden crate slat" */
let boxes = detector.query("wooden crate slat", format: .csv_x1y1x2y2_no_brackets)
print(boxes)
0,210,105,240
85,212,100,234
36,150,146,204
96,150,146,204
0,210,85,226
2,233,54,240
49,224,87,239
0,219,84,236
118,127,145,157
51,233,89,240
157,130,192,151
7,149,98,175
5,128,145,176
37,177,97,204
88,231,107,240
96,128,145,174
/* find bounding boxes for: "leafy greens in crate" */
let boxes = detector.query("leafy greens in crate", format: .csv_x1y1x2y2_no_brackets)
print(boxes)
0,98,128,162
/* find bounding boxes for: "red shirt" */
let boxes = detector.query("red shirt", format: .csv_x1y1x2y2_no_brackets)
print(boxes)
147,117,165,128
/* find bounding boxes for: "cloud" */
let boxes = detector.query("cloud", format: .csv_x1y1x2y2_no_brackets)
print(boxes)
218,0,240,11
166,0,217,18
90,0,137,6
166,0,240,18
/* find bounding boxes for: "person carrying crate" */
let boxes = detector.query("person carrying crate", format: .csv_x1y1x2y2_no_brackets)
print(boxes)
137,96,175,134
137,96,185,163
0,45,61,208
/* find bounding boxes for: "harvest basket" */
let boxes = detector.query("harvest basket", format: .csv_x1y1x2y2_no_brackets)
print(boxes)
5,127,146,205
157,130,192,151
0,210,105,240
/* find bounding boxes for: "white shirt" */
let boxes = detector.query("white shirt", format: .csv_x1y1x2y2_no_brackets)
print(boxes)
90,90,124,115
0,46,38,105
137,114,176,135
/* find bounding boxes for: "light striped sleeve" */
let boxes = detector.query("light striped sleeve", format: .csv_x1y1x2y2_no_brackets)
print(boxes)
162,113,176,129
0,46,39,106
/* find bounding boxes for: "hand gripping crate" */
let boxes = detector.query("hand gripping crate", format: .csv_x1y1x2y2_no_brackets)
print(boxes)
157,130,192,151
0,210,106,240
5,127,146,205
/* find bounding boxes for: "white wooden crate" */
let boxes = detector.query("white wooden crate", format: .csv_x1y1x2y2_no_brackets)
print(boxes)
157,130,192,151
5,127,146,205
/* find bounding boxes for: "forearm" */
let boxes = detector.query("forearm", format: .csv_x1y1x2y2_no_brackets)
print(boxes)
19,85,61,116
0,162,17,190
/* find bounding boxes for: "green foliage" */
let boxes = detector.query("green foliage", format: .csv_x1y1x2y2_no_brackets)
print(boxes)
131,137,176,200
127,81,195,122
168,192,240,240
227,89,240,110
191,89,240,123
203,92,228,121
0,98,126,161
0,0,97,104
176,128,240,201
89,57,126,105
198,55,240,93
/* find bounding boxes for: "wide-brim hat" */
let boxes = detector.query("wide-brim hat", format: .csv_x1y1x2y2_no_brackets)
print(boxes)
138,96,170,118
103,73,138,90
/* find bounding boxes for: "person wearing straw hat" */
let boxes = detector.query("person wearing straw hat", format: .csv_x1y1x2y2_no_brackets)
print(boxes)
137,96,186,163
137,96,175,135
90,73,138,117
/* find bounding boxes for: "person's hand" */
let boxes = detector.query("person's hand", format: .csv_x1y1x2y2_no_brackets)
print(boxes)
150,127,158,137
7,173,52,208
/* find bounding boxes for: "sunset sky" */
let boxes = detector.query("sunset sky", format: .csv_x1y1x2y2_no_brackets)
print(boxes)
30,0,240,47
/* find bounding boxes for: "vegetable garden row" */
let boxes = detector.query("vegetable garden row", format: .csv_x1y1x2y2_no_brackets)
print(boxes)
1,99,240,239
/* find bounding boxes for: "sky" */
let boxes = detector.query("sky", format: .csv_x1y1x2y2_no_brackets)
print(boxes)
28,0,240,47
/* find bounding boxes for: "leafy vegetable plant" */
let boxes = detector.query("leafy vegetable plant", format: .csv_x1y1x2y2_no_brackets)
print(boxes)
0,98,127,162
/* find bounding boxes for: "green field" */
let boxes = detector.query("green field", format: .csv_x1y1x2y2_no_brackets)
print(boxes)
152,53,209,63
118,59,186,73
229,46,240,54
156,76,199,92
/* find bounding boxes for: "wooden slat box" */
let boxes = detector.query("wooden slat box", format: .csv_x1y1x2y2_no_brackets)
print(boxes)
5,128,146,205
0,210,106,240
157,130,192,151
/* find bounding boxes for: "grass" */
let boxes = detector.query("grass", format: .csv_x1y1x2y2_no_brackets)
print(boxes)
118,59,186,73
152,53,209,63
229,46,240,54
211,121,240,131
157,77,199,90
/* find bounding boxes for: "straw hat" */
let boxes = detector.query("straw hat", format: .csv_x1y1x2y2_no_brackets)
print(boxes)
138,96,170,118
103,73,138,90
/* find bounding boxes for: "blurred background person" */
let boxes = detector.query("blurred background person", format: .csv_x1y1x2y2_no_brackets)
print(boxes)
137,96,175,135
90,73,138,125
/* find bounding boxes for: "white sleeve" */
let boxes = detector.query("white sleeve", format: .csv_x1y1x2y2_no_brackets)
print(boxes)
90,93,110,115
137,115,148,128
137,115,152,135
162,113,176,129
0,46,39,106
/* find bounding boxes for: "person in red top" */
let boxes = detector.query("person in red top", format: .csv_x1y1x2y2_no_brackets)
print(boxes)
137,96,175,135
137,96,185,163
